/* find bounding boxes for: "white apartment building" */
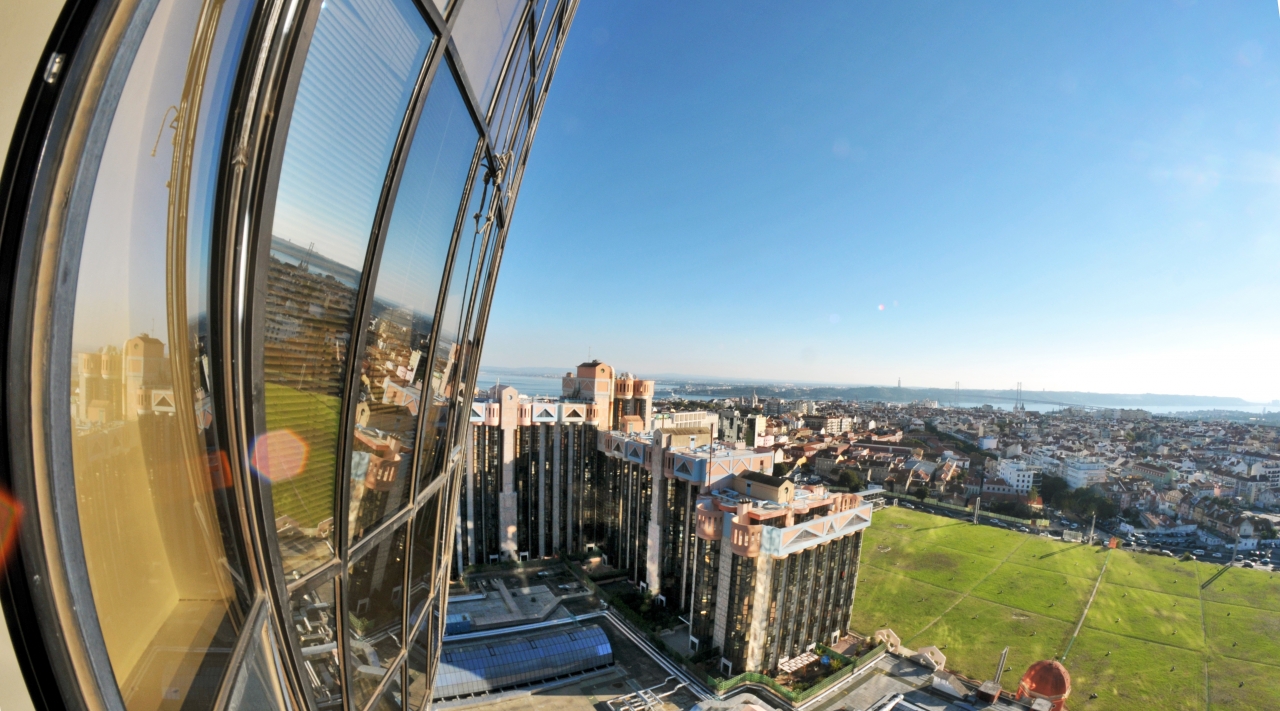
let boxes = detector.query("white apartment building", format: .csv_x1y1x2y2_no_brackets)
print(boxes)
1251,461,1280,486
651,410,720,438
992,458,1037,494
1063,457,1107,489
1025,446,1062,476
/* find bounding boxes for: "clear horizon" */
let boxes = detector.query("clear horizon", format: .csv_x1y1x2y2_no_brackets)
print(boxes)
477,365,1275,405
482,2,1280,403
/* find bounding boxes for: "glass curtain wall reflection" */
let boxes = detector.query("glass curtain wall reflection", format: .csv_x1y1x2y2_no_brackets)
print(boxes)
65,0,258,708
2,0,578,708
261,0,434,578
345,68,479,546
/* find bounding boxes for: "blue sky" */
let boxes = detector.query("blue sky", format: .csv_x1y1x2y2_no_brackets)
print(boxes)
482,1,1280,402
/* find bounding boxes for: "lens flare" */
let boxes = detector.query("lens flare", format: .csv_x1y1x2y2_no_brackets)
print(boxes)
0,486,23,577
878,304,885,311
251,430,310,482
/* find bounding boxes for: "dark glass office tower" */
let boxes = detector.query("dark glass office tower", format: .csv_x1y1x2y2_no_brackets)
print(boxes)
0,0,577,709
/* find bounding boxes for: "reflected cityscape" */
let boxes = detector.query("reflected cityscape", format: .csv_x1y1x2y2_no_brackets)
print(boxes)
4,1,1280,711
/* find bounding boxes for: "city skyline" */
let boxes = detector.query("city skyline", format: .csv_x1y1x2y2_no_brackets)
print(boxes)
484,1,1280,402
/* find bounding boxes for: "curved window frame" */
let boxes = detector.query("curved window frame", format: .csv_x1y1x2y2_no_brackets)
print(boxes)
0,0,579,710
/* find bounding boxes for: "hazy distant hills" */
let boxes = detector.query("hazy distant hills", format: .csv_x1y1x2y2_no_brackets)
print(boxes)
664,384,1256,409
479,366,1262,408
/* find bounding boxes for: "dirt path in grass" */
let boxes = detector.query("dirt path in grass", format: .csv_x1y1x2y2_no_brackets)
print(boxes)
1196,558,1211,710
905,534,1030,645
1060,548,1111,661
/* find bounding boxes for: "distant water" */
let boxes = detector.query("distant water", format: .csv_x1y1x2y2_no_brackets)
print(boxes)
475,375,1272,416
474,372,564,398
651,394,1272,416
949,401,1273,415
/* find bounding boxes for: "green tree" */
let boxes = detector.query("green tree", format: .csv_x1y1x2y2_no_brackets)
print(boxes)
1040,475,1069,507
912,486,929,501
839,469,865,490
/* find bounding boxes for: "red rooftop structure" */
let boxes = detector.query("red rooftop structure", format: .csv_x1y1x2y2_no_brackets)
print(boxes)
1016,659,1072,711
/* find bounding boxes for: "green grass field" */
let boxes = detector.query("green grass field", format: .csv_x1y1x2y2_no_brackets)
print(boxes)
263,381,342,528
850,505,1280,709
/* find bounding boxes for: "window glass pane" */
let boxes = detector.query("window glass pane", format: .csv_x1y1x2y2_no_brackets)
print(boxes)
404,595,442,709
490,32,531,156
407,482,444,624
289,578,343,709
368,664,405,711
414,163,493,492
225,610,290,711
347,68,478,545
262,0,432,576
450,0,525,112
347,524,409,709
67,0,256,708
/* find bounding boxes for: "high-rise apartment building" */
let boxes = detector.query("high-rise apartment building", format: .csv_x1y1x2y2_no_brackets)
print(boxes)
0,1,578,710
454,362,655,568
457,369,873,676
690,477,871,675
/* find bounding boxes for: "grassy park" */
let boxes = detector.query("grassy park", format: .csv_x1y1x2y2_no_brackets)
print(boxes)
850,506,1280,709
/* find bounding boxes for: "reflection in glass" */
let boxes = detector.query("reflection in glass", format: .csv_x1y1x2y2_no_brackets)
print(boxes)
404,595,442,710
262,0,432,576
67,0,255,708
368,663,405,711
225,611,290,711
416,166,496,495
346,68,479,545
489,30,531,157
407,480,444,627
347,524,409,709
450,0,526,112
289,578,343,709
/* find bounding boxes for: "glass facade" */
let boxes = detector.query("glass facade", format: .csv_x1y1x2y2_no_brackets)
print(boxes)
433,625,612,700
0,0,578,710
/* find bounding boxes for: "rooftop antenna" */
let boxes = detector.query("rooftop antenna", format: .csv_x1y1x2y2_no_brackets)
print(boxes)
993,646,1010,686
977,646,1011,702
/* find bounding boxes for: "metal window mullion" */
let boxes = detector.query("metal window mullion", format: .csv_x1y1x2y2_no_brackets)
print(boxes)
491,10,534,152
6,0,170,704
500,0,577,221
219,0,337,706
404,135,487,503
347,503,415,563
358,657,406,711
336,3,453,567
444,44,496,159
480,0,534,122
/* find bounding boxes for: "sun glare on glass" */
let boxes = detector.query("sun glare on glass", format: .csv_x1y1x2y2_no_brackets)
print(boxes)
250,430,310,483
0,487,23,576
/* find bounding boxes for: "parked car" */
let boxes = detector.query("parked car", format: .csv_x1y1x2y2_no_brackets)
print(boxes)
1235,555,1245,561
903,503,915,509
1160,550,1174,557
1243,561,1255,568
1212,552,1224,559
